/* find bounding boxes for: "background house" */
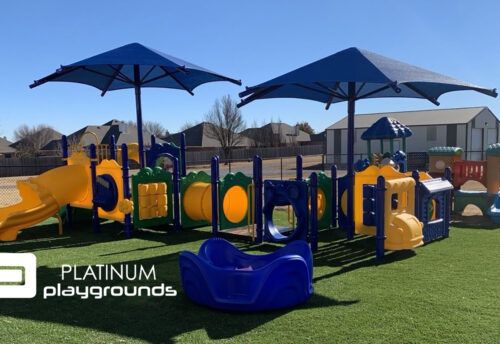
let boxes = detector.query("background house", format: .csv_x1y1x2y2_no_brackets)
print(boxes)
41,119,165,154
166,122,251,150
11,127,63,156
0,137,16,158
240,122,311,147
326,106,500,165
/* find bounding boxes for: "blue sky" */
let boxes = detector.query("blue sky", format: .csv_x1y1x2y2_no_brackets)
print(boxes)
1,0,499,141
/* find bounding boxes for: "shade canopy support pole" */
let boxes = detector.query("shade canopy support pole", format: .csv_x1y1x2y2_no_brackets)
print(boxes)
346,81,355,240
134,64,145,168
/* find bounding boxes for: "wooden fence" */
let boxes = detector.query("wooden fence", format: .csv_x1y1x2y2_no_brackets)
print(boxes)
0,157,64,177
186,145,325,165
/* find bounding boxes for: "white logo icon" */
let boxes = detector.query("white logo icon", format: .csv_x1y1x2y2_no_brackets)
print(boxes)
0,253,37,298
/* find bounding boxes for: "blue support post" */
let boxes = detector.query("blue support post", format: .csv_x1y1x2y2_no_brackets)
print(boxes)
172,157,181,231
346,81,356,240
62,135,72,228
310,172,318,252
109,135,116,161
151,134,156,147
121,144,132,238
331,164,337,228
412,170,421,220
90,144,100,234
133,64,145,168
296,155,303,180
180,133,187,177
375,175,386,259
443,167,452,238
210,156,219,237
253,155,263,243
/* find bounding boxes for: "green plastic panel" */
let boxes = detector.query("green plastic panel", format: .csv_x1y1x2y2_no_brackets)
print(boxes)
428,146,463,156
486,143,500,156
131,167,173,229
179,171,211,228
218,172,253,231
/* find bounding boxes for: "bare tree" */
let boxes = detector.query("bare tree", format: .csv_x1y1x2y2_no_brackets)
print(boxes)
180,121,197,131
13,124,57,157
296,121,315,134
143,121,168,138
205,95,246,163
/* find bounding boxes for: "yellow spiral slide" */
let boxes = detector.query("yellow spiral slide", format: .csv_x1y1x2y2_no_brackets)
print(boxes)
0,164,90,241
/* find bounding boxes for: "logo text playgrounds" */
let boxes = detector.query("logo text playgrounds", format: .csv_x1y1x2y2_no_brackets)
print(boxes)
43,264,177,299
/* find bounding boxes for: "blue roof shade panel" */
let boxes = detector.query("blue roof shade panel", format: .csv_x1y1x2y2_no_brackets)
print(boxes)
361,117,413,140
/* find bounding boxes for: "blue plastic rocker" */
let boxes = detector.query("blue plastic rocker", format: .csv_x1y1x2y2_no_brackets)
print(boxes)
179,238,314,311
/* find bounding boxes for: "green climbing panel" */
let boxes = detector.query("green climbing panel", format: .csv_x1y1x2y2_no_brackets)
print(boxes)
305,172,332,230
316,172,332,229
132,167,173,229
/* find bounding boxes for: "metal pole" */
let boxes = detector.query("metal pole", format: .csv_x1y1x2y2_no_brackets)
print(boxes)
296,155,303,180
172,157,181,231
444,167,452,238
375,175,386,259
211,156,219,237
310,172,318,252
254,155,263,243
331,164,337,228
90,144,100,233
346,81,356,240
412,170,421,220
133,65,145,168
121,144,132,238
280,157,283,180
62,135,72,228
180,133,187,177
109,135,116,161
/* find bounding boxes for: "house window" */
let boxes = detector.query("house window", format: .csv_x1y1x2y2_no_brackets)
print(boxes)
427,126,437,141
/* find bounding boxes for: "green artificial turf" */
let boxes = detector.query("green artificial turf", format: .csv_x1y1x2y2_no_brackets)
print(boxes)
0,211,499,344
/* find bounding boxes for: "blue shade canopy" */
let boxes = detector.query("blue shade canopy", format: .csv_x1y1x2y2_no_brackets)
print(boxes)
238,47,497,108
237,46,497,242
30,43,241,168
361,117,412,140
30,43,241,95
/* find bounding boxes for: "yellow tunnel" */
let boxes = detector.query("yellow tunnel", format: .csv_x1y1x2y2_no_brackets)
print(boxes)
182,182,250,224
183,182,213,222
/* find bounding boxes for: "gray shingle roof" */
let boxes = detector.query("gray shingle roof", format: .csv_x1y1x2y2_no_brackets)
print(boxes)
166,122,249,148
0,137,15,154
240,122,311,144
326,106,492,130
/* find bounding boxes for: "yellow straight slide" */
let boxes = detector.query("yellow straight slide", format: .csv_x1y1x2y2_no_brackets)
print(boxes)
0,165,90,241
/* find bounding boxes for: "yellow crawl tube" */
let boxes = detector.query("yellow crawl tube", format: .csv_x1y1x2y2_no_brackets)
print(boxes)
182,182,212,222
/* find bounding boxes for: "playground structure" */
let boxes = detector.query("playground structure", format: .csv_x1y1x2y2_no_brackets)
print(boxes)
360,117,412,172
0,118,456,260
0,132,188,241
337,164,453,258
334,117,452,258
428,143,500,225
